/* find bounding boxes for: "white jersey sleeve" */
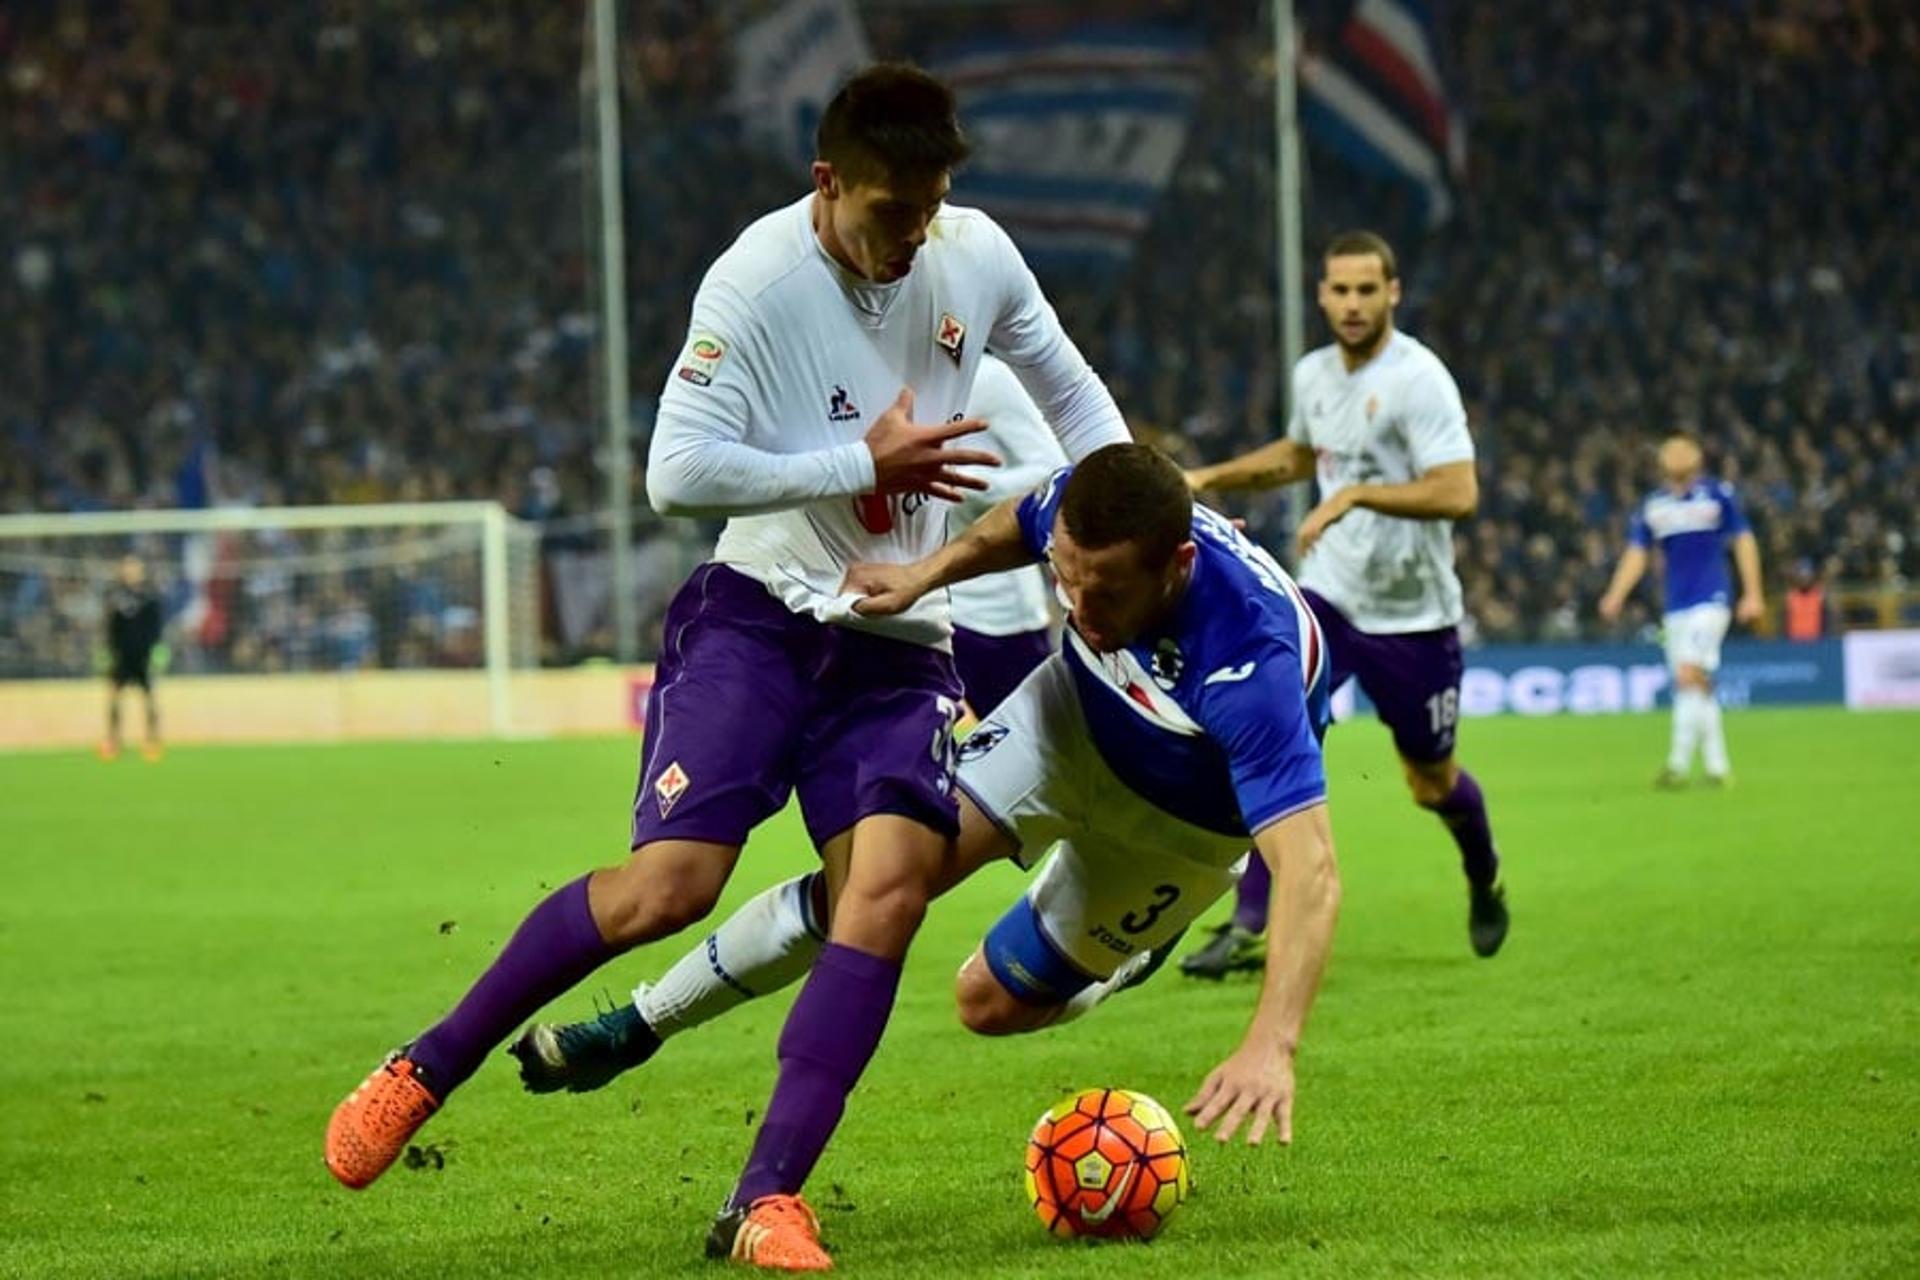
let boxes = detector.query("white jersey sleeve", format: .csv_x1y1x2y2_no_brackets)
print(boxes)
948,357,1066,637
646,279,875,518
1400,359,1474,473
953,357,1072,523
979,219,1131,462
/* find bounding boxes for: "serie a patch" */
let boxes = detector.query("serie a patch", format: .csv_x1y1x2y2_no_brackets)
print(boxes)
676,335,726,386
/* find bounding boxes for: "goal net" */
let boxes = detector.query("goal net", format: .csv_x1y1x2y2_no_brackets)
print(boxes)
0,502,540,733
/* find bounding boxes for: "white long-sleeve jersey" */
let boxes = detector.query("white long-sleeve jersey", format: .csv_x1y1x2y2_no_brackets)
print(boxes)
647,195,1129,648
947,356,1068,637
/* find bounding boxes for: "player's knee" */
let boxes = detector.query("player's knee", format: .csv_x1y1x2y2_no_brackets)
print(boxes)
835,876,930,950
591,854,725,945
647,878,722,936
954,955,1030,1036
1675,665,1710,691
1405,760,1457,808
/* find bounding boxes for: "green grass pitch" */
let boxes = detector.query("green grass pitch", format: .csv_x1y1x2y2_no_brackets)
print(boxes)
3,709,1917,1278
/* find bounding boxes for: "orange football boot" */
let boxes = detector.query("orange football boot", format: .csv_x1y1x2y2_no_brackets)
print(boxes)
706,1194,833,1271
324,1051,440,1189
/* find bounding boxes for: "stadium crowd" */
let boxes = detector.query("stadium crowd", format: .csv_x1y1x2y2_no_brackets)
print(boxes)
3,0,1915,671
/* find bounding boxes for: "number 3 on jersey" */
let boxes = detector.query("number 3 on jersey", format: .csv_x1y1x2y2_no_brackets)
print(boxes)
1120,883,1181,935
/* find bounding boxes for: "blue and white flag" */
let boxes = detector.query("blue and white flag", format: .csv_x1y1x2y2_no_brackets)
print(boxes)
732,0,874,169
930,25,1206,266
1299,0,1464,226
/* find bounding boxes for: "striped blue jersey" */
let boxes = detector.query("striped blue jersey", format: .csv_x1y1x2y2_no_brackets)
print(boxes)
1016,470,1331,836
1628,478,1750,612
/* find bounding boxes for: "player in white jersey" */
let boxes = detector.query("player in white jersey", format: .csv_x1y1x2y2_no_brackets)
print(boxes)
1599,434,1764,787
948,355,1068,713
1186,230,1508,968
518,444,1341,1155
324,66,1130,1271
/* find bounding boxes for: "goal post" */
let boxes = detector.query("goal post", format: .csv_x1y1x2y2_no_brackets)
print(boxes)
0,501,541,736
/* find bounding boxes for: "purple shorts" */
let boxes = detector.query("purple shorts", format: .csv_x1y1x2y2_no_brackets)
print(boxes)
951,626,1052,718
631,565,964,852
1302,588,1463,763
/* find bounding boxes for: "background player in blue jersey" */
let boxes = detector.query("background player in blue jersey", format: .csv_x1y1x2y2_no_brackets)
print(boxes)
1599,435,1765,786
518,444,1343,1151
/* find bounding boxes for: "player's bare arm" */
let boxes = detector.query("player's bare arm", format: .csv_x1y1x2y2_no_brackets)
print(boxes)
1184,802,1339,1146
844,496,1031,616
1186,439,1315,494
1297,459,1478,557
1599,545,1651,622
1732,531,1765,624
866,386,1002,502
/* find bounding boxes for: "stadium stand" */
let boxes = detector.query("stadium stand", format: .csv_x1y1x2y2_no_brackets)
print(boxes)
4,1,1914,666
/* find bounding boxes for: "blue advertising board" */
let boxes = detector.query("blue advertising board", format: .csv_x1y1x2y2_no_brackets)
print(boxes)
1334,639,1845,719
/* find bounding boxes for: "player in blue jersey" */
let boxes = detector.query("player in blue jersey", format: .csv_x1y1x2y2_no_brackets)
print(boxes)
517,443,1342,1154
1599,435,1764,786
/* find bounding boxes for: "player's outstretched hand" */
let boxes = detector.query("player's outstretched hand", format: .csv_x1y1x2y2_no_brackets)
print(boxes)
843,562,928,617
1185,1041,1295,1146
1597,593,1624,624
1736,592,1765,625
865,387,1001,502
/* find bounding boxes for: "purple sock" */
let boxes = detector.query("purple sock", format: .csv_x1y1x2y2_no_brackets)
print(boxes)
732,942,901,1207
410,875,613,1094
1233,852,1271,933
1430,769,1500,888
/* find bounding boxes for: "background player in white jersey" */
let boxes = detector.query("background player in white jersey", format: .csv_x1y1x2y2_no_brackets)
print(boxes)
948,355,1068,715
324,65,1131,1272
1598,434,1764,786
1185,230,1508,970
519,444,1341,1151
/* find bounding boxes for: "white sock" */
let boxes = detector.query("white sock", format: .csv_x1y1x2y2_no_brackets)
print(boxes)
633,873,824,1038
1051,946,1157,1028
1699,692,1730,777
1669,689,1703,774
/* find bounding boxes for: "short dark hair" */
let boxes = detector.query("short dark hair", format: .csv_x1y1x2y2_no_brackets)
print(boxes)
1059,444,1193,567
1324,229,1398,280
816,63,971,185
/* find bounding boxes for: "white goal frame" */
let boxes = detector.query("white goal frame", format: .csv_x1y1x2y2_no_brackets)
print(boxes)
0,501,538,735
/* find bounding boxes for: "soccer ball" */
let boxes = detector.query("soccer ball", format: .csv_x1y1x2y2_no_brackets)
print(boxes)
1025,1087,1190,1240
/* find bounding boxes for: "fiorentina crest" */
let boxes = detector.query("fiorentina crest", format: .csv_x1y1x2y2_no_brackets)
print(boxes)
655,761,691,818
936,312,965,364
